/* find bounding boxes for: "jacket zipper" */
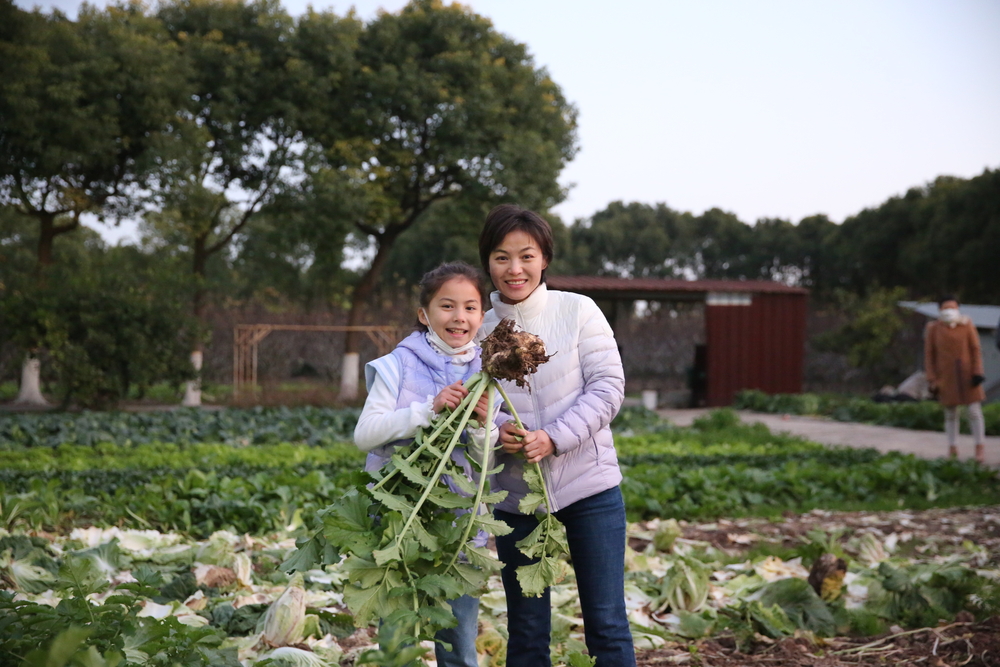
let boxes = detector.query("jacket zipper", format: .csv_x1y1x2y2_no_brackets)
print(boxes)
515,302,557,513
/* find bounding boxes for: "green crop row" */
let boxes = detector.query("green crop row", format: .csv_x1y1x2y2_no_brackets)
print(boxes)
2,467,353,538
734,389,1000,435
622,452,999,520
1,402,732,451
3,410,998,538
0,405,361,449
0,441,364,474
0,442,366,537
618,410,1000,519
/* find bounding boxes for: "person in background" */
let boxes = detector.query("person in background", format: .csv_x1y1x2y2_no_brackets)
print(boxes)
924,295,987,464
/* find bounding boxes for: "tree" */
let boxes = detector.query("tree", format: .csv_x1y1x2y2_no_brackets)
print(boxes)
149,0,356,405
302,0,577,398
230,169,360,308
0,2,187,404
835,169,1000,303
568,201,687,278
792,214,844,296
812,287,911,385
1,246,196,409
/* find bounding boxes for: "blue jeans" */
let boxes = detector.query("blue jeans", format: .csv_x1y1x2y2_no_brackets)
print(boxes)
495,486,636,667
434,594,479,667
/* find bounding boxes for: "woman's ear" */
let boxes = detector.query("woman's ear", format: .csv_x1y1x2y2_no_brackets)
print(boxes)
417,307,429,327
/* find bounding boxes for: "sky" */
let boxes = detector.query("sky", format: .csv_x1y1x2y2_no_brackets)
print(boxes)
17,0,1000,244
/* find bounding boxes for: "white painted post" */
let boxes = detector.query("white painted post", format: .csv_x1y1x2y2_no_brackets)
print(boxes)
15,356,50,406
339,352,360,401
182,350,203,407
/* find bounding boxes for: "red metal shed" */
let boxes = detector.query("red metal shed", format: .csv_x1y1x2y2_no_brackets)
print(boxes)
546,276,809,406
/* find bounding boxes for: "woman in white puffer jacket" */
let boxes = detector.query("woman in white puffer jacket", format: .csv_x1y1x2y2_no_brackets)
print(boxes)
477,204,635,667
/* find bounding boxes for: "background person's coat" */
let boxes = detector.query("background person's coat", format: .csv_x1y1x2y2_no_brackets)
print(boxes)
924,316,985,407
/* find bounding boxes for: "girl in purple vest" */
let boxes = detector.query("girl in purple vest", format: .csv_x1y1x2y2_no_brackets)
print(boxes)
354,261,497,667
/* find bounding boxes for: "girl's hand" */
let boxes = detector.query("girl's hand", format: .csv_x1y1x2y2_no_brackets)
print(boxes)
433,381,468,413
499,422,555,464
472,391,492,427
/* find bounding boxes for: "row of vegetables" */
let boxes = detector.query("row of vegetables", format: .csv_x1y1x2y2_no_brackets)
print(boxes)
4,397,998,453
2,410,997,540
0,406,363,450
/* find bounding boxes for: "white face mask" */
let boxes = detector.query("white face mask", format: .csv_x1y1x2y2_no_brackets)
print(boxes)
939,307,960,323
419,309,477,358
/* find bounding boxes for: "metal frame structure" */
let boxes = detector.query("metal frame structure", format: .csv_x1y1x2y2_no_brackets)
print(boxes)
233,324,405,399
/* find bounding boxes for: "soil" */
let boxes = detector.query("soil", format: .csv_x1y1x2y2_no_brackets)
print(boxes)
636,617,1000,666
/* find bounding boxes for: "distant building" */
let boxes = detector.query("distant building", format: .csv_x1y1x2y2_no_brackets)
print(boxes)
900,302,1000,403
548,276,808,406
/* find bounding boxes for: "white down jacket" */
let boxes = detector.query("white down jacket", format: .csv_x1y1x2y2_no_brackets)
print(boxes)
477,283,625,513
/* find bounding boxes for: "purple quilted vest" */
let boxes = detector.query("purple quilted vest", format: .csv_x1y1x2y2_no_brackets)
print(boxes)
364,332,487,548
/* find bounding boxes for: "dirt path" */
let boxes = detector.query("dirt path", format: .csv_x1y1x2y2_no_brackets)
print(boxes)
658,409,1000,467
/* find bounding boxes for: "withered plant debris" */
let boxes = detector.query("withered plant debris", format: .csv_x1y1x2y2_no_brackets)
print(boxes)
808,553,847,601
480,318,552,388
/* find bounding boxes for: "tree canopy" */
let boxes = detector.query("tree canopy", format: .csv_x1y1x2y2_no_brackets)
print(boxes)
0,2,185,267
1,0,996,407
569,168,999,305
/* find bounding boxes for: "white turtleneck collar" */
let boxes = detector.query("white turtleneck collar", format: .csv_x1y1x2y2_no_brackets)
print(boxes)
489,282,549,323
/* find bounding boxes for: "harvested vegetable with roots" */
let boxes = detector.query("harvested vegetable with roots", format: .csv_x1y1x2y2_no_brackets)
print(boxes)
282,318,564,642
480,317,552,388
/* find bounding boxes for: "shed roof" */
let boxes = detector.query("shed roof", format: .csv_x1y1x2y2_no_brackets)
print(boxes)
899,301,1000,330
546,276,808,299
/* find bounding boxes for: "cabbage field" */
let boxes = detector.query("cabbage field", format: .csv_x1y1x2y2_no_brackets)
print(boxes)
2,407,999,666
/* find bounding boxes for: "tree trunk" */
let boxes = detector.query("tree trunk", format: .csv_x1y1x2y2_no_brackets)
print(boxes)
37,215,57,269
339,230,398,401
21,213,75,406
15,356,50,407
183,235,208,407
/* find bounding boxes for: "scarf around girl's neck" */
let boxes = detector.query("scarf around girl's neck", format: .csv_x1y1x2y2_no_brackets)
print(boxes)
424,328,477,363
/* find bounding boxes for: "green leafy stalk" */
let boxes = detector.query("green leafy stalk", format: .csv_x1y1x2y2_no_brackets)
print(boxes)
388,380,488,554
370,373,485,493
293,371,511,645
491,381,555,514
445,383,497,571
492,380,569,597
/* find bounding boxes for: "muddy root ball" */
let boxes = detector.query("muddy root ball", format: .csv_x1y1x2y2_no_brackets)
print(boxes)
481,318,552,388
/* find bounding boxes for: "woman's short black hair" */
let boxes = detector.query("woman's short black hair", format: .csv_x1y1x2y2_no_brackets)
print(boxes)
414,261,488,332
937,294,959,307
478,204,554,282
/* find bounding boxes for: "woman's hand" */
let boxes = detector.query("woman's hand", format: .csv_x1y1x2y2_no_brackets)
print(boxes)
499,422,555,464
433,381,468,414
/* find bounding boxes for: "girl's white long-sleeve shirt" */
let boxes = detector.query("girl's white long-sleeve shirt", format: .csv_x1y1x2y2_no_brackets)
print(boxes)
354,354,499,462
